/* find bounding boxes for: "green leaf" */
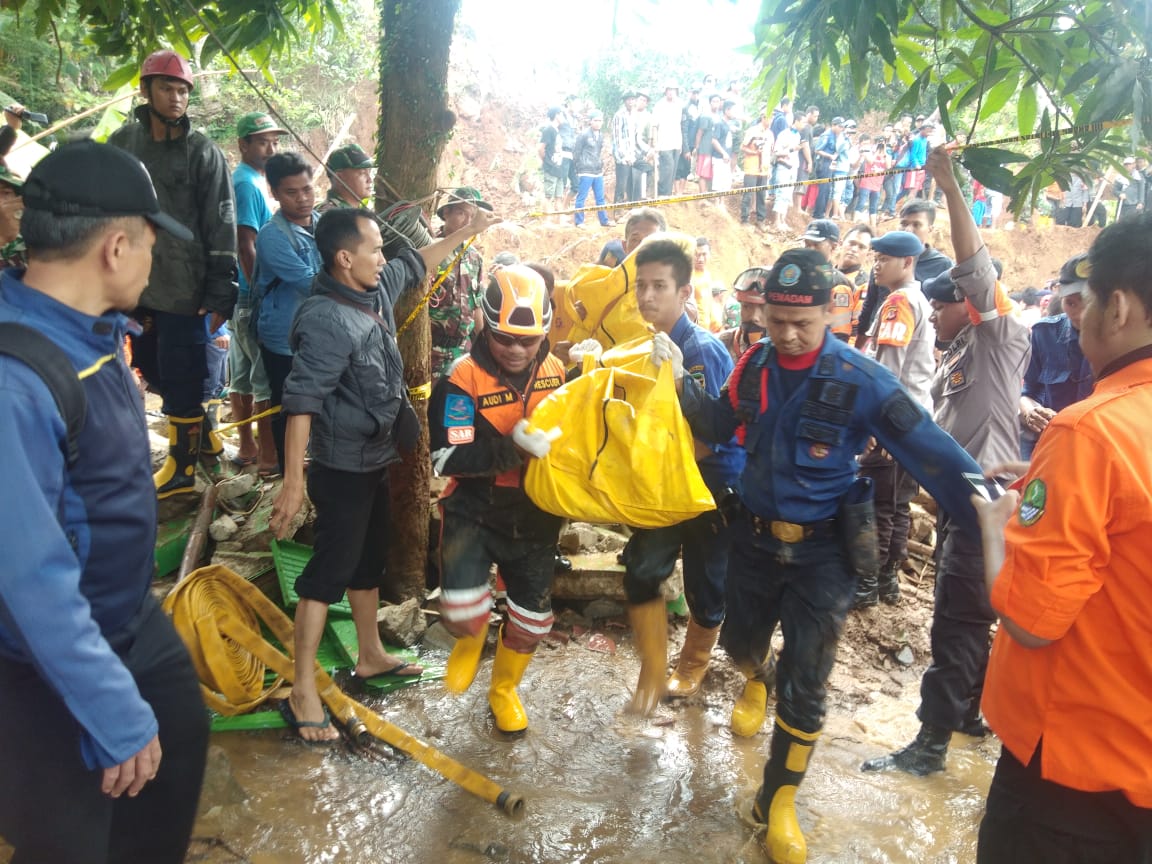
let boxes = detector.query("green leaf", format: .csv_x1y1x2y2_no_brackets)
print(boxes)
937,81,953,138
979,70,1020,121
1018,83,1038,138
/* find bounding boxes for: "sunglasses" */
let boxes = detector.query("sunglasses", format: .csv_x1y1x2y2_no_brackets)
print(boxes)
488,329,543,348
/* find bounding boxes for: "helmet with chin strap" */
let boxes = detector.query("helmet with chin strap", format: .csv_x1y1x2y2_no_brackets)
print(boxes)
140,50,195,89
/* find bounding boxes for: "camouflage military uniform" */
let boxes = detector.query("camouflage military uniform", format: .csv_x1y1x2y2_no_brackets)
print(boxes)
1,236,26,269
430,243,485,382
316,191,354,214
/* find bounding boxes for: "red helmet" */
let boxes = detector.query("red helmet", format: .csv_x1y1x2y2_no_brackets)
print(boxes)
732,266,771,305
140,50,195,89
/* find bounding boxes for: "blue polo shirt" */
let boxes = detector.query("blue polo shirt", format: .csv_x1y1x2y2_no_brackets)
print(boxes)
254,211,322,356
669,312,745,492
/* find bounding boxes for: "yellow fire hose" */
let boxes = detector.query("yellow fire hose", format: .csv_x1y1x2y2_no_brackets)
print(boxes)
163,564,525,816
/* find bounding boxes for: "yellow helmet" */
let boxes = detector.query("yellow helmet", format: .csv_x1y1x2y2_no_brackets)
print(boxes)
481,265,552,336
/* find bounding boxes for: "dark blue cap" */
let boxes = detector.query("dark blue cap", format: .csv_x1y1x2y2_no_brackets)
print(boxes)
922,271,963,303
871,230,924,258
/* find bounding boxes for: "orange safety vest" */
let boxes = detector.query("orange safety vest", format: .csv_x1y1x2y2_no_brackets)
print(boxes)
445,352,567,489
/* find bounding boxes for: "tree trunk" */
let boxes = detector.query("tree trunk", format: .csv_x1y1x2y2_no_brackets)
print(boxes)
377,0,460,601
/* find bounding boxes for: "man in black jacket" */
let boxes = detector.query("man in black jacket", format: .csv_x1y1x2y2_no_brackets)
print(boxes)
269,205,498,740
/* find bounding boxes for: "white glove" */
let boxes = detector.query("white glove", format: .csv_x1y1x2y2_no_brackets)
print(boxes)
512,419,562,459
650,332,684,380
568,338,603,365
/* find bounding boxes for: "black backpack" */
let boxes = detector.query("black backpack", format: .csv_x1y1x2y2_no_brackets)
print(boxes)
0,322,86,467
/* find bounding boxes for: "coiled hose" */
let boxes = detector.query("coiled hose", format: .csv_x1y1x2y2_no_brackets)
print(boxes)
163,564,525,816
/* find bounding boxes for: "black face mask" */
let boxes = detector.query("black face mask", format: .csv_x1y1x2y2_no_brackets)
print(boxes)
740,321,767,345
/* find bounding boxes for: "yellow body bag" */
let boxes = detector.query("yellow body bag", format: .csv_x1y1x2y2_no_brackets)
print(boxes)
523,356,714,528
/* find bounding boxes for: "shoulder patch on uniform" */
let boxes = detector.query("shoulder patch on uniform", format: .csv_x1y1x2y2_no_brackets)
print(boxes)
1018,478,1047,526
879,391,922,436
444,393,475,427
817,354,836,376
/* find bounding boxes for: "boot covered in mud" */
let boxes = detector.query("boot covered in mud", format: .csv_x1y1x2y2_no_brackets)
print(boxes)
444,628,488,695
851,570,879,609
731,654,777,737
860,722,951,775
200,399,225,468
666,618,721,698
752,718,820,864
488,628,533,732
626,598,668,715
154,414,203,499
877,565,901,605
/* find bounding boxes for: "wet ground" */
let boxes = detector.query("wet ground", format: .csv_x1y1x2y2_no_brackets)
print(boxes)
187,617,998,864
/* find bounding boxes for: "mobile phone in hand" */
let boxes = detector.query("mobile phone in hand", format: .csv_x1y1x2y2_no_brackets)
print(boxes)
964,472,1006,502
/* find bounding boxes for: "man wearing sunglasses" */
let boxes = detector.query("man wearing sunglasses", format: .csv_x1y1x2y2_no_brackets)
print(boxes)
429,266,568,734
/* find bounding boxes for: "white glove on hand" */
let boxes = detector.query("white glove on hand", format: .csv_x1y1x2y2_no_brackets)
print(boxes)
512,419,562,459
568,338,603,365
650,332,685,380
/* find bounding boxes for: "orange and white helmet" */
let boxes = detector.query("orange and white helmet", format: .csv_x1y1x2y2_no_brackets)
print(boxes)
481,265,552,336
141,50,195,89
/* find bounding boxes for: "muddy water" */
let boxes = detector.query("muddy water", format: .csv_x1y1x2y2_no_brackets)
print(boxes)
194,637,996,864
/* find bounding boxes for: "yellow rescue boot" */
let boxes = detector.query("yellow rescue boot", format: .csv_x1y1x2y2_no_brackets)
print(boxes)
199,399,225,469
731,653,776,737
154,415,203,499
626,598,668,715
752,719,821,864
666,618,721,698
488,629,533,732
444,628,487,695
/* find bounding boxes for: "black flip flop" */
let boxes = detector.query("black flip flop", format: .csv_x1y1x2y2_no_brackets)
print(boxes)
279,700,339,744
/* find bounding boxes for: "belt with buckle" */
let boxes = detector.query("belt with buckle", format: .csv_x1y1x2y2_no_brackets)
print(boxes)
748,513,837,543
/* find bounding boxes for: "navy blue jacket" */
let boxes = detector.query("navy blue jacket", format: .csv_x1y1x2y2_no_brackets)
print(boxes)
669,313,745,494
680,331,981,533
1022,314,1093,412
0,271,158,769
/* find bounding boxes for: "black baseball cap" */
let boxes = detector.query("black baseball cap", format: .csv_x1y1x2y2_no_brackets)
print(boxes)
922,271,963,303
22,140,193,241
765,248,833,307
1057,252,1090,297
801,219,840,243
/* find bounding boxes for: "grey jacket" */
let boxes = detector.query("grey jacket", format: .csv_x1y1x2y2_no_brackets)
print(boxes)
108,107,238,317
282,249,426,472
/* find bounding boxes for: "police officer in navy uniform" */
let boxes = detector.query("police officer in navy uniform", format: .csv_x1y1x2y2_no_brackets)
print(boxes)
1018,253,1094,458
650,247,984,864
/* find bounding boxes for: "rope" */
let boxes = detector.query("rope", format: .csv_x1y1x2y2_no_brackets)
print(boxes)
396,236,476,337
163,564,525,815
531,119,1134,219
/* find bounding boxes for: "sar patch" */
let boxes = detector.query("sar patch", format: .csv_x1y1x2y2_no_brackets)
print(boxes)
688,364,706,388
1018,478,1047,526
809,442,830,459
218,199,235,225
447,426,475,445
444,393,475,427
879,391,922,436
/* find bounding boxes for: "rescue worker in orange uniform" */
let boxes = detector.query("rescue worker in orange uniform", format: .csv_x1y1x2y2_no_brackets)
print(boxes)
971,212,1152,862
430,266,567,733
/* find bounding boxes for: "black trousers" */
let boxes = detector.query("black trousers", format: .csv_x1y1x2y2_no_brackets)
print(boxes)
614,161,634,203
260,347,294,471
128,307,208,418
978,743,1152,863
918,516,995,730
859,459,918,571
621,509,730,628
657,150,678,195
0,597,209,864
720,513,856,734
296,463,393,605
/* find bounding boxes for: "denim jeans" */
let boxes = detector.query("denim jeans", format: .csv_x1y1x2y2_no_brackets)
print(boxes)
574,174,610,226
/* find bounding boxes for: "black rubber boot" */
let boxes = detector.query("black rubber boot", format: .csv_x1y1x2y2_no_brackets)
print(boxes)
154,414,203,500
554,550,573,573
959,700,989,737
851,571,879,610
752,719,820,864
861,723,951,775
878,566,901,605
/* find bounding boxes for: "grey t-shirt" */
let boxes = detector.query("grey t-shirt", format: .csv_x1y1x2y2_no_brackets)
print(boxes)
931,246,1031,468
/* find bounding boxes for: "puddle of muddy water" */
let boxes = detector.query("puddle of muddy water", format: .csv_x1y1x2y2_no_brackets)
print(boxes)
191,633,996,864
